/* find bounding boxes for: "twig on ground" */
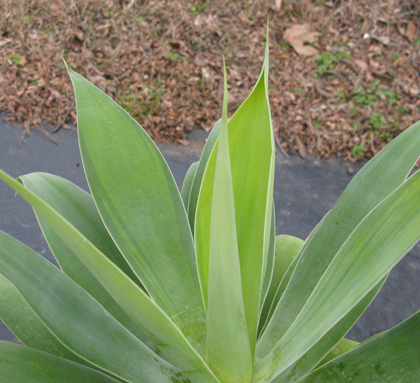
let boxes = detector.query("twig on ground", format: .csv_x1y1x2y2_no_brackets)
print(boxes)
53,99,75,133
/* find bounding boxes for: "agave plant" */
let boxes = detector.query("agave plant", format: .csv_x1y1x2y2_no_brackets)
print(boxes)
1,36,420,383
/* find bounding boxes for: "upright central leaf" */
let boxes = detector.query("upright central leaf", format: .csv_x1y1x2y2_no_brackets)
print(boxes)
205,62,252,383
229,44,274,351
67,68,206,354
196,36,275,355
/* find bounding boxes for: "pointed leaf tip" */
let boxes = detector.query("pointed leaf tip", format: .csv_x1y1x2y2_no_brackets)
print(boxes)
222,58,228,125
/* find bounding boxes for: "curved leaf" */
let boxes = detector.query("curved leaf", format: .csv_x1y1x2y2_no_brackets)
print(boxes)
258,119,420,359
298,310,420,383
0,341,120,383
67,66,206,354
0,273,90,366
0,170,219,383
19,172,156,352
181,161,198,211
254,168,420,382
0,231,183,383
188,119,221,232
278,278,385,383
259,235,304,335
19,173,139,283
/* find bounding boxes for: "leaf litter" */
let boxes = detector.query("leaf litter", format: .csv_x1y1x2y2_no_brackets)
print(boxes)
0,0,419,161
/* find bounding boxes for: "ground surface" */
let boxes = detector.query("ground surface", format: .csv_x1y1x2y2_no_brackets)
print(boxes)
1,0,419,160
1,116,420,344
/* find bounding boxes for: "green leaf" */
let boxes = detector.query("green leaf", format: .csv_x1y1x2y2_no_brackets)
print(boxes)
197,37,275,353
195,141,217,309
205,61,252,383
188,119,221,232
278,278,385,383
19,173,156,352
254,168,420,382
227,38,275,352
19,173,139,283
298,310,420,383
0,341,120,383
260,204,276,308
181,161,199,211
260,215,330,341
316,338,359,368
259,235,304,335
0,231,183,383
258,119,420,359
0,273,90,367
0,170,219,383
67,66,206,353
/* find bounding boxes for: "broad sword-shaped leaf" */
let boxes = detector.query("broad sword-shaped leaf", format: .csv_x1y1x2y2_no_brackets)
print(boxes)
67,66,206,354
254,168,420,382
205,62,252,383
196,34,275,355
187,119,221,231
298,310,420,382
0,273,94,367
0,341,120,383
258,120,420,359
19,173,156,352
0,170,219,383
0,231,183,383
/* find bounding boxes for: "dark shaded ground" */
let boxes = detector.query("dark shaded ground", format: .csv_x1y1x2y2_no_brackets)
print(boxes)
1,115,419,344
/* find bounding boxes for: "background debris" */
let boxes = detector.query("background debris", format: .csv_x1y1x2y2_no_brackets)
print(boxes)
283,24,319,56
0,0,419,161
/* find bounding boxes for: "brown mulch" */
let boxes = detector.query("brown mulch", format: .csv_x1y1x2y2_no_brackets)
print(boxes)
1,0,420,160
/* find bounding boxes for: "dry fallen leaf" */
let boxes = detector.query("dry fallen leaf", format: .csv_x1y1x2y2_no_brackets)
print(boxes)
372,35,390,45
177,139,190,146
397,21,417,42
1,0,419,162
73,28,84,41
355,59,368,73
295,135,307,158
405,21,417,42
273,0,283,12
283,24,319,56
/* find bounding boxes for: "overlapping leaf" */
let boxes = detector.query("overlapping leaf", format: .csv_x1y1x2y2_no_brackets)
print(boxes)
258,120,420,360
276,278,385,383
0,341,120,383
0,273,91,367
298,311,420,382
181,161,199,212
254,167,420,382
260,205,276,308
19,173,155,351
1,31,419,383
259,235,304,335
0,170,219,383
187,119,221,231
67,66,206,354
0,231,181,383
196,36,275,354
205,62,252,383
